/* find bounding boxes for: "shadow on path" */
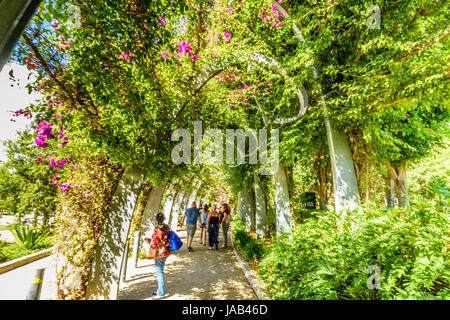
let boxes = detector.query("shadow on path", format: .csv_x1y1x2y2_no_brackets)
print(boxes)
118,228,257,300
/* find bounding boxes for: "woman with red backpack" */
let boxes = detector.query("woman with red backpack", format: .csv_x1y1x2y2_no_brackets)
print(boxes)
144,212,171,299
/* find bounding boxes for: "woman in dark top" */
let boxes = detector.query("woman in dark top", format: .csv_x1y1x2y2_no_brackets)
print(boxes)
207,205,221,250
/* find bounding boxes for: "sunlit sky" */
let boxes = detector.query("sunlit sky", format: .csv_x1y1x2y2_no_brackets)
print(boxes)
0,62,41,163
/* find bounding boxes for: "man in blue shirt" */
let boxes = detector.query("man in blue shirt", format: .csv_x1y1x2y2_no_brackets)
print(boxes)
179,202,200,252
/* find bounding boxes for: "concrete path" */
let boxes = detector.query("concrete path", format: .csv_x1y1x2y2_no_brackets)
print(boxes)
118,229,257,300
0,228,257,300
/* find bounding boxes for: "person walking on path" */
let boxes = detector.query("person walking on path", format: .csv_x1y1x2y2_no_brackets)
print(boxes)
199,204,209,246
144,212,170,298
207,204,221,250
179,201,200,252
220,203,232,248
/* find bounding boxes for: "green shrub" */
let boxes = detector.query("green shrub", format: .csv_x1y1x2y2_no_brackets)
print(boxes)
0,244,33,263
11,225,52,250
258,205,449,300
292,208,319,225
232,217,267,261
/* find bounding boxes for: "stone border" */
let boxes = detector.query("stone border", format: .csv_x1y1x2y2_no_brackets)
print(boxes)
230,230,270,300
0,247,53,275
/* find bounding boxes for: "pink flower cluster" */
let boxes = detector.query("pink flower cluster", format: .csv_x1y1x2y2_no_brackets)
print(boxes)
35,120,69,148
158,17,166,26
37,154,44,163
261,4,285,27
52,20,59,30
50,157,69,169
119,50,135,61
25,56,39,69
217,72,273,109
10,109,32,122
35,121,54,148
160,40,199,62
223,31,232,43
160,51,170,59
58,183,70,192
178,41,193,56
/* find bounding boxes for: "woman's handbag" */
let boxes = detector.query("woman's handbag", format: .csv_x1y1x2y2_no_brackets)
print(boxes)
168,231,183,251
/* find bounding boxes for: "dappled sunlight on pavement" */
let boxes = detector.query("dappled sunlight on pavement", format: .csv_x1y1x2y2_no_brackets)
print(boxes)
118,229,257,300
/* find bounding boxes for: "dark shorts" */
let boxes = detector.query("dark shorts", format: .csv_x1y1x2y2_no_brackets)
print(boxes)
200,223,206,228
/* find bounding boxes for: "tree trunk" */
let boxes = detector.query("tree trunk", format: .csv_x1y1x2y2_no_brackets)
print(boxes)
364,154,370,209
385,160,410,207
313,148,329,210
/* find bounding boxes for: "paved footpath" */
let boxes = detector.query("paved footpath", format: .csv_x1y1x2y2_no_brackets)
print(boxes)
119,229,257,300
0,228,257,300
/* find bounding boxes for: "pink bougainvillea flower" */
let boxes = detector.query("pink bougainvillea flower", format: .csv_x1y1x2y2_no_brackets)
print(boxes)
178,41,193,56
120,52,129,60
58,183,70,192
227,6,233,14
119,50,135,61
211,52,217,60
49,157,69,169
192,54,199,60
160,51,170,59
52,20,59,29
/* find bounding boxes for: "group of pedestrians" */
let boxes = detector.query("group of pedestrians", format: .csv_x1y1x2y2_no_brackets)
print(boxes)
144,201,233,299
180,201,232,252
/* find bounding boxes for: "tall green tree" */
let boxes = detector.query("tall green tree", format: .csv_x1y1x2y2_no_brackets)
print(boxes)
0,130,58,226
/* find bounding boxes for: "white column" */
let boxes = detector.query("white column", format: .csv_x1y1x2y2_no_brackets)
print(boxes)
325,121,361,213
254,173,268,238
189,181,202,206
139,182,167,254
164,187,177,226
170,188,186,231
86,166,145,300
274,163,292,236
238,188,254,231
